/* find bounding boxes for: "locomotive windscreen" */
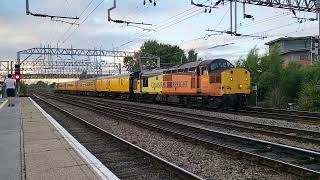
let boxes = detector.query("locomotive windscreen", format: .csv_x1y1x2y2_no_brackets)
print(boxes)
210,59,234,71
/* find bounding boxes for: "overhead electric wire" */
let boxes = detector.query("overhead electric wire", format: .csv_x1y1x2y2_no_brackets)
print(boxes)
115,5,200,47
47,0,71,44
213,7,230,30
56,0,96,44
157,9,203,31
62,0,105,43
64,0,74,17
114,0,210,50
239,12,290,29
116,6,206,49
177,16,303,54
117,8,204,48
173,7,230,48
197,12,294,44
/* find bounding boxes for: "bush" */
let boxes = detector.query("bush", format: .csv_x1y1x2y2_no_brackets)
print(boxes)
298,80,320,111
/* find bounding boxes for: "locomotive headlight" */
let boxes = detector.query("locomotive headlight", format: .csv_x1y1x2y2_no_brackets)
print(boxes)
245,78,248,81
239,84,243,89
230,77,233,81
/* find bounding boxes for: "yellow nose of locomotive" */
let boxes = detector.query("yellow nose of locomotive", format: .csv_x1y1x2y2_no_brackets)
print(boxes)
221,68,251,95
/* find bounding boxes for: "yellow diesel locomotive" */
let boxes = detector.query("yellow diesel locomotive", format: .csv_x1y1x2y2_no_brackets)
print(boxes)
55,59,251,109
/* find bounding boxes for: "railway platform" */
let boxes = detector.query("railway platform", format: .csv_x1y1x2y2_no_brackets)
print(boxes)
0,97,117,180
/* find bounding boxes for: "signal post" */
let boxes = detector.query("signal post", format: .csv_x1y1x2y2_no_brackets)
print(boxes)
14,64,21,96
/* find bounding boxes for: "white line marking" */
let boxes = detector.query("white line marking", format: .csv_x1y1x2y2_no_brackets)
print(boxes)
29,97,119,180
0,99,8,110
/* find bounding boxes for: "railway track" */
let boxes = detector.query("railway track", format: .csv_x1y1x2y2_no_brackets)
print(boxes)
50,93,320,146
50,91,320,125
37,93,320,178
32,95,203,180
229,106,320,125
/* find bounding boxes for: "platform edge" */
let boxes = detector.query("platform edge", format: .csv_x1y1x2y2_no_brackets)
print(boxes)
29,97,119,180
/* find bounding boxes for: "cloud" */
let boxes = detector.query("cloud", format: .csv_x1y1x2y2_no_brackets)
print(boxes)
0,0,318,63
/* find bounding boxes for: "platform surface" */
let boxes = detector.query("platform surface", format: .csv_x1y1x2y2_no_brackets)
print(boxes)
21,97,101,180
0,98,21,180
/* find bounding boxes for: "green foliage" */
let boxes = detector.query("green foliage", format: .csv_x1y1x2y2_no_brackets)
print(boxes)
242,44,320,111
123,40,187,72
279,63,303,102
242,47,260,84
241,45,284,103
235,57,245,67
301,61,320,82
297,62,320,111
18,81,53,96
187,49,198,62
79,71,88,80
298,80,320,111
257,71,276,101
140,40,187,66
19,81,29,96
123,56,139,72
28,81,53,90
268,87,287,108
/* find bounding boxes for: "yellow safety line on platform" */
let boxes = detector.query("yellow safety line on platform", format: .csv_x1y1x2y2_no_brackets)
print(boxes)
0,99,8,110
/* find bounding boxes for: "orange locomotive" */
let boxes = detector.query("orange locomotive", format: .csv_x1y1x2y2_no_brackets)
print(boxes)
143,59,250,108
55,59,251,109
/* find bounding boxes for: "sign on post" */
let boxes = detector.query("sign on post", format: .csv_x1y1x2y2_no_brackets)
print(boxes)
251,85,258,107
252,85,257,91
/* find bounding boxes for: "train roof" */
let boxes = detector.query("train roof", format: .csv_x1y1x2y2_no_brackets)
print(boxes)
141,68,165,76
169,59,230,70
96,73,131,80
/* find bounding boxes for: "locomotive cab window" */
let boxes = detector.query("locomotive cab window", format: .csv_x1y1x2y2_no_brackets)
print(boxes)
189,67,196,72
210,63,218,71
210,60,234,71
201,67,208,75
226,61,234,68
219,61,226,69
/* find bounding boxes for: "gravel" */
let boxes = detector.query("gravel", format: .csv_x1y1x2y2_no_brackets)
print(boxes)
62,95,320,152
93,97,320,132
41,96,299,180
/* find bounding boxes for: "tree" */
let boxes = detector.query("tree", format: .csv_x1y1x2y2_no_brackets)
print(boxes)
241,47,260,84
279,63,303,103
124,40,187,72
257,45,284,103
298,62,320,111
19,81,28,96
123,56,139,72
235,57,245,67
298,80,320,111
79,71,88,79
187,49,198,62
241,44,320,110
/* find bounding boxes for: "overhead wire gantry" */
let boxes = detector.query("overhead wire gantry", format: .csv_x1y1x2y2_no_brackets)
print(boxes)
108,0,152,28
25,0,79,22
16,47,160,79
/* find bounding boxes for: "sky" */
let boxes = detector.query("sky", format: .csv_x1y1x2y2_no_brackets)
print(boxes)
0,0,319,64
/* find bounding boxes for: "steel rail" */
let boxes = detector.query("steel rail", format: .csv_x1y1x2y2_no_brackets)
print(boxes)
39,93,320,178
230,107,320,125
50,93,320,146
246,106,320,119
32,94,203,180
52,91,320,125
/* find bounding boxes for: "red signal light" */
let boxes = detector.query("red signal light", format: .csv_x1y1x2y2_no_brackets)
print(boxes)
15,74,20,80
